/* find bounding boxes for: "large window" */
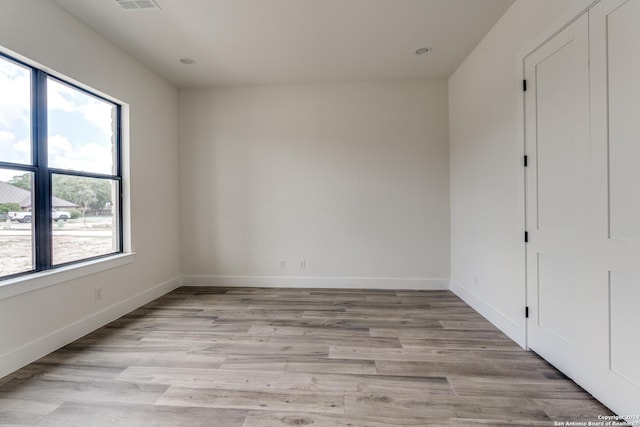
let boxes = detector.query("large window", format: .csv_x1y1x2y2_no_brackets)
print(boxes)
0,53,122,280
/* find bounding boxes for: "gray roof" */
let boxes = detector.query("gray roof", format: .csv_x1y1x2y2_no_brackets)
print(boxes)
0,181,78,209
0,181,29,206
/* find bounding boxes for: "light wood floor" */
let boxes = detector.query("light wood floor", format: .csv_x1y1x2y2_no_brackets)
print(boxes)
0,287,612,426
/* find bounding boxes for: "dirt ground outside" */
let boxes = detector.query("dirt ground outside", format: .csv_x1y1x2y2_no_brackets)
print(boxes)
0,216,116,277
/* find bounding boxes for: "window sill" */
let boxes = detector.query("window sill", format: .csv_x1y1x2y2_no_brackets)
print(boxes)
0,253,135,301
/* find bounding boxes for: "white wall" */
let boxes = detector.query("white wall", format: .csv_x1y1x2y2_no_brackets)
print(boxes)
448,0,595,346
0,0,180,376
180,81,450,289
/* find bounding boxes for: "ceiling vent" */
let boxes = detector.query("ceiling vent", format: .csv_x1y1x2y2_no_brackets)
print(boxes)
114,0,160,11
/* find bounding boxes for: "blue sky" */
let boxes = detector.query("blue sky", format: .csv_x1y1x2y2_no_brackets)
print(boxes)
0,56,115,183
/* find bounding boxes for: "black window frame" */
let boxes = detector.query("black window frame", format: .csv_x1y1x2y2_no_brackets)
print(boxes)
0,51,123,281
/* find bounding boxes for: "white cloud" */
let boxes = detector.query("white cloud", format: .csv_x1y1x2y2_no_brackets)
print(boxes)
47,82,115,175
48,80,114,136
0,130,14,142
47,83,75,112
0,130,30,164
14,139,30,155
48,134,74,170
0,131,31,182
0,59,30,129
79,102,114,135
48,134,113,175
48,134,73,155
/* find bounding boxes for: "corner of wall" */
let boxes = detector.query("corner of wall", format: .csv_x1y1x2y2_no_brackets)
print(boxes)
450,280,526,348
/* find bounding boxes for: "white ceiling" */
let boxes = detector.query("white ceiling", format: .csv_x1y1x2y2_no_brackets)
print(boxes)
53,0,514,88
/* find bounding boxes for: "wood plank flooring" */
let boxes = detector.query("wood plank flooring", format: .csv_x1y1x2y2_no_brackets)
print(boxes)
0,287,613,426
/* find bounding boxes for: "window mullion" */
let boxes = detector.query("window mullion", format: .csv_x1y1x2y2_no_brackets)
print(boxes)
33,70,51,270
116,104,123,253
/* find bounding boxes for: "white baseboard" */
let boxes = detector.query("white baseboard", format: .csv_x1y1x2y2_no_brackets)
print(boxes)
450,280,526,348
0,276,180,379
180,275,450,290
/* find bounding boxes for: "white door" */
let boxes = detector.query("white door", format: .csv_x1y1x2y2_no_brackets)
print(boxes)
589,0,640,413
525,1,640,414
524,13,594,379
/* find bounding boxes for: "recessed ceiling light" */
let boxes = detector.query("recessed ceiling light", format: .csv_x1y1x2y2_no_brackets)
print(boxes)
415,47,432,55
179,58,196,65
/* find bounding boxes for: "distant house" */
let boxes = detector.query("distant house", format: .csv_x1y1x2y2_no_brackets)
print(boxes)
0,181,78,210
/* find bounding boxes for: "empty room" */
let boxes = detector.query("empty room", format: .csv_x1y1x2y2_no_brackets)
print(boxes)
0,0,638,425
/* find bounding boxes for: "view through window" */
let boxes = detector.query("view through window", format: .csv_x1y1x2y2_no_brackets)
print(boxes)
0,53,122,280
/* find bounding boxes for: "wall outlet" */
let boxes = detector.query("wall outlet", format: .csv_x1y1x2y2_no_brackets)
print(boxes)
280,260,286,269
300,259,306,269
94,288,103,301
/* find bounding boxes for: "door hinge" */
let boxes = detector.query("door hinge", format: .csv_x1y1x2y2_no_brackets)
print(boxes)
525,306,530,318
524,155,528,167
523,79,527,92
524,231,529,243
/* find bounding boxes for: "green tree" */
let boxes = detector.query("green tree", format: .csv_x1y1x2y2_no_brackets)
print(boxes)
5,173,113,214
51,175,112,212
0,202,22,214
8,173,32,191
